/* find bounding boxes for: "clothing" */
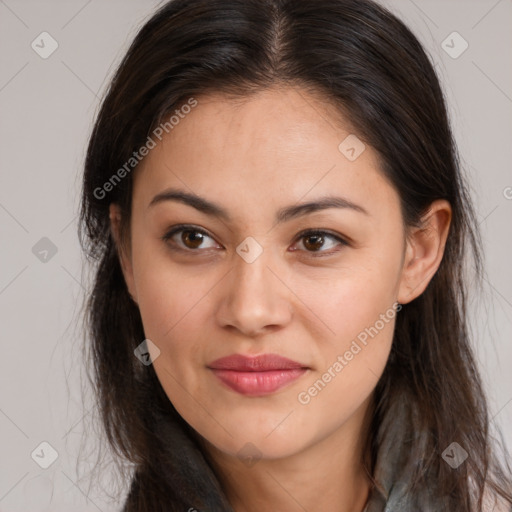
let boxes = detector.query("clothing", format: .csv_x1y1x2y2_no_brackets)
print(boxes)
147,394,440,511
124,397,511,511
362,392,430,511
362,391,430,511
362,395,512,512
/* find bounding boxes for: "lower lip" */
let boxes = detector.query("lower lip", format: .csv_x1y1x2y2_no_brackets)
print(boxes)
210,368,308,396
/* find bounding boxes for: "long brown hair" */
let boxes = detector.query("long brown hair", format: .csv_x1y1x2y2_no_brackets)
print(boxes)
79,0,512,510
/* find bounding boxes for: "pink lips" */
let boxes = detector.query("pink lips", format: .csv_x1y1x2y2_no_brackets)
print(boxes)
208,354,308,396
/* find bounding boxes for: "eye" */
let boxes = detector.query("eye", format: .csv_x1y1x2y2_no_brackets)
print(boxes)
292,229,349,256
161,225,220,252
161,225,349,256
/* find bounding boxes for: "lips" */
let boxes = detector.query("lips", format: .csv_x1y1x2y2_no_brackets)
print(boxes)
208,354,308,396
208,353,305,371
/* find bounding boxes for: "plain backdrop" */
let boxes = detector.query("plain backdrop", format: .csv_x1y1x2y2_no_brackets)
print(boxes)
0,0,511,510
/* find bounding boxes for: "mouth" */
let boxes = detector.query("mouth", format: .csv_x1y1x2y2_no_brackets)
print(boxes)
207,353,309,396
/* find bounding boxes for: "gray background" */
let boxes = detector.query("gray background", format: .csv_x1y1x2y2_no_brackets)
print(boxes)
0,0,511,510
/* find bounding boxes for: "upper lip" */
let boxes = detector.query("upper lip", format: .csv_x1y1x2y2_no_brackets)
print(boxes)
208,354,307,371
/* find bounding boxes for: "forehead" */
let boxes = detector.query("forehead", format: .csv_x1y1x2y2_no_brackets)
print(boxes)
132,86,398,223
159,87,356,162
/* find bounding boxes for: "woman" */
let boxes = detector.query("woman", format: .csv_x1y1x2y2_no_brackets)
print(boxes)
79,0,512,510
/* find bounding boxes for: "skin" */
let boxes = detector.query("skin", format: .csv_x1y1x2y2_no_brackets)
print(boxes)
110,86,451,512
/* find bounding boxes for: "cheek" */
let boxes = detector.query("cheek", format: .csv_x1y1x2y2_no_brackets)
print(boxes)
132,243,214,344
133,255,214,413
301,253,402,346
293,251,400,406
295,294,398,439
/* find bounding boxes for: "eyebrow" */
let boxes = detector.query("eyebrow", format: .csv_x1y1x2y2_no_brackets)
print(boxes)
148,187,370,224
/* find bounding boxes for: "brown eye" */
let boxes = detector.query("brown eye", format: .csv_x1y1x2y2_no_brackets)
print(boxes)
294,230,348,255
161,225,219,252
180,229,206,249
303,233,325,251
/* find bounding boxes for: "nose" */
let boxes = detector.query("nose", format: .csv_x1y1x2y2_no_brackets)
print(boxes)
215,246,293,337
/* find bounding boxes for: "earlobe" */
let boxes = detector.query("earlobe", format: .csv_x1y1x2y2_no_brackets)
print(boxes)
397,200,452,304
109,203,138,304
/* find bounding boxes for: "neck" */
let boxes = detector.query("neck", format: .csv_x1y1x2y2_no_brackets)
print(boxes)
199,394,374,512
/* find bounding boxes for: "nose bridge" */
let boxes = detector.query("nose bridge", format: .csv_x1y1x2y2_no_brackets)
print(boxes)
217,240,291,335
232,241,277,305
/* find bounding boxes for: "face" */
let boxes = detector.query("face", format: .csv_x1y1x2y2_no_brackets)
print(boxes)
110,86,444,462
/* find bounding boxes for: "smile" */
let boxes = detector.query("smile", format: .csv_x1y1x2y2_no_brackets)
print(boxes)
209,368,308,396
207,353,309,396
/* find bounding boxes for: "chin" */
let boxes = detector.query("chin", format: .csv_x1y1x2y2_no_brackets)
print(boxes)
228,439,303,463
206,426,311,462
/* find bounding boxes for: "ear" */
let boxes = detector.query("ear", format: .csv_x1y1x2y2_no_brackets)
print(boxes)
397,199,452,304
109,203,138,304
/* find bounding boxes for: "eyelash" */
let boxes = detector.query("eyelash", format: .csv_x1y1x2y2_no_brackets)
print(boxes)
160,224,349,257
